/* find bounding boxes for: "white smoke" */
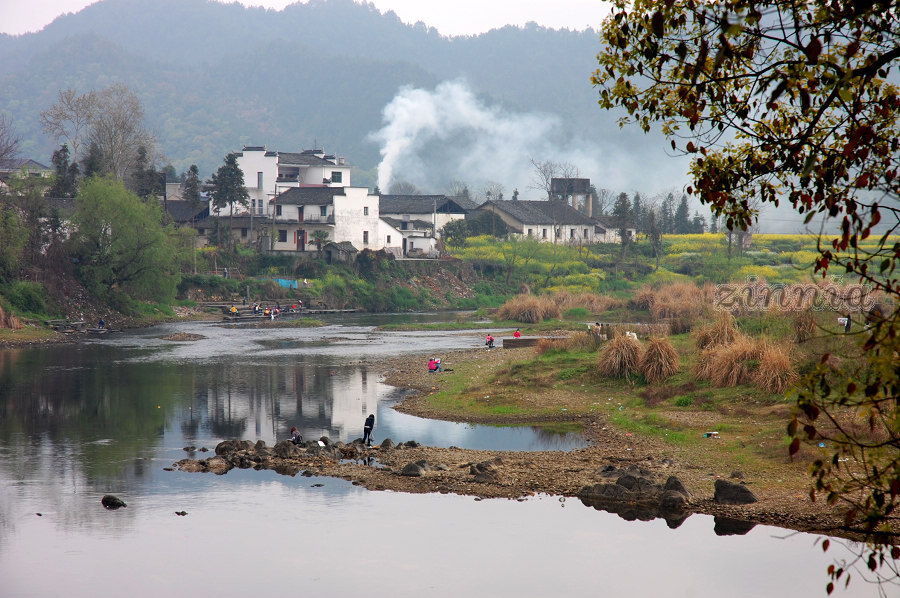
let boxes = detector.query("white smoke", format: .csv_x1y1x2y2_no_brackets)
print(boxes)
368,79,691,200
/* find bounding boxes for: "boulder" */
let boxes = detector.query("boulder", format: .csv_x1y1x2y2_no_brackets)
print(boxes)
401,461,428,477
204,456,233,475
380,438,395,450
714,479,758,505
101,495,126,510
273,440,303,458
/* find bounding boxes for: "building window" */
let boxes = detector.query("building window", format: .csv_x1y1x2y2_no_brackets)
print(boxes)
278,229,287,243
401,222,408,230
363,231,369,244
583,228,588,237
257,172,263,189
386,235,391,244
527,228,533,236
542,228,547,239
241,228,248,238
331,171,342,183
570,229,575,239
198,228,205,235
320,205,327,217
276,205,282,216
363,206,369,216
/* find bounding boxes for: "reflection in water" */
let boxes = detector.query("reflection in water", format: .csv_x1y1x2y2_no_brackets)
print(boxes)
1,321,895,597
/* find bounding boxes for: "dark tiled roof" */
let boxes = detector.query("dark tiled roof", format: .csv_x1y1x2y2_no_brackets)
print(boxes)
380,194,470,214
0,158,51,171
277,152,335,166
381,216,433,230
166,200,209,223
325,241,358,253
551,177,591,196
481,200,596,226
275,187,345,205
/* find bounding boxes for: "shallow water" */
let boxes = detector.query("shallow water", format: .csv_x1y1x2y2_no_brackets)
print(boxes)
0,316,894,596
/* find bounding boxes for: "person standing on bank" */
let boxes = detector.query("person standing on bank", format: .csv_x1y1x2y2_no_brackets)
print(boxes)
363,414,375,446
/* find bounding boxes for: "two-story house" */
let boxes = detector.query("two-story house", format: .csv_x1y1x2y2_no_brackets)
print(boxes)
378,194,475,257
268,186,379,253
235,146,351,216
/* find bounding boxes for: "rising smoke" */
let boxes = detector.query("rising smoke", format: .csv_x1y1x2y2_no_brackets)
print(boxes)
368,79,691,201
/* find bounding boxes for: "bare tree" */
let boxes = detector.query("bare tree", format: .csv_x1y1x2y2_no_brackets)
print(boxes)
387,179,421,195
529,157,558,200
482,180,505,202
40,89,97,165
529,158,579,201
0,114,19,165
594,186,615,216
445,180,469,198
89,83,154,182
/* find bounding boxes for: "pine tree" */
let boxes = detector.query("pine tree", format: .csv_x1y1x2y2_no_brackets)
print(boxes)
674,194,691,234
49,144,78,198
206,153,249,245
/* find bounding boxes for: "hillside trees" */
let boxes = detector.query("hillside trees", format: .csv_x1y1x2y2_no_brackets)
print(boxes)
593,0,900,577
69,177,179,305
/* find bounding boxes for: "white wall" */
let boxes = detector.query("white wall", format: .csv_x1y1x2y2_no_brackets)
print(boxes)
333,188,379,250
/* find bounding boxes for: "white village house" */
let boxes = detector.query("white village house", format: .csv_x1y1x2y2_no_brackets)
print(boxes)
477,199,599,244
235,146,351,216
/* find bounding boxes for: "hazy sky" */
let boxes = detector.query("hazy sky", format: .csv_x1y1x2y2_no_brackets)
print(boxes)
0,0,612,36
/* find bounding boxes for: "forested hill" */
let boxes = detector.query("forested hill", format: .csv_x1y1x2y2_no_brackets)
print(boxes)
0,0,637,181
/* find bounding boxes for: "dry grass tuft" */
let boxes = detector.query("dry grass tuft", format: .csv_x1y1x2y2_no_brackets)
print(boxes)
752,340,798,393
695,311,740,350
598,335,642,378
496,294,561,323
640,337,680,384
552,290,622,314
707,336,762,387
792,310,817,343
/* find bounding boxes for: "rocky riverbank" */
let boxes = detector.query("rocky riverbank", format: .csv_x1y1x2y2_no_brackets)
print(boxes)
172,344,852,538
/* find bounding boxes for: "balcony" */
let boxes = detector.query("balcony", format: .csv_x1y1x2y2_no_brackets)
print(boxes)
275,175,299,183
300,215,335,224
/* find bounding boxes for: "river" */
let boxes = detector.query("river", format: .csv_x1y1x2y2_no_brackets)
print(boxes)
0,315,890,597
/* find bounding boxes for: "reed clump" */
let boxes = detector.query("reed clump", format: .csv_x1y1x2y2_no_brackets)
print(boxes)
695,312,739,350
640,337,680,384
598,335,642,378
752,340,798,393
496,295,561,323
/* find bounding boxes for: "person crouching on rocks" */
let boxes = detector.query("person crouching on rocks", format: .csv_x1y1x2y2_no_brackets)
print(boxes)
363,414,375,447
290,427,303,445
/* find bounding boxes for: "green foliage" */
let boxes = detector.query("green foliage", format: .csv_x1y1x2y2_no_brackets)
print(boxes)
70,177,180,304
3,281,46,315
0,196,26,280
562,307,591,320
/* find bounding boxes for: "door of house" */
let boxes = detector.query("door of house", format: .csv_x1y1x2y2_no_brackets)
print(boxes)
297,229,306,251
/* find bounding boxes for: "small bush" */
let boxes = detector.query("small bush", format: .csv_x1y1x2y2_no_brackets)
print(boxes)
598,335,642,378
496,294,561,323
563,307,591,320
640,337,680,384
752,340,798,393
674,395,694,407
